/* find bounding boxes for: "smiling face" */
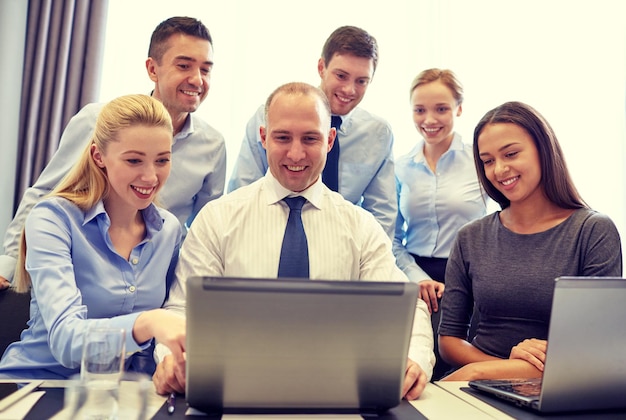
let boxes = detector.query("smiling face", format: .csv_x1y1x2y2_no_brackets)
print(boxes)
261,91,335,192
92,124,172,212
410,80,461,149
477,123,544,206
146,33,213,117
318,53,373,116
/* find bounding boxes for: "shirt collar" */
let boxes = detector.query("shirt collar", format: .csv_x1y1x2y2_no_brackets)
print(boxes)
83,200,165,233
332,107,356,135
412,131,463,164
262,171,325,209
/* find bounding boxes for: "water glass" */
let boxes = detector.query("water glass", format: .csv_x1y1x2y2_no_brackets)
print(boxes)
75,327,126,419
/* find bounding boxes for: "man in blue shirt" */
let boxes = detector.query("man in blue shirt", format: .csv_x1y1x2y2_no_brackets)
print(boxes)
227,26,396,239
0,17,226,287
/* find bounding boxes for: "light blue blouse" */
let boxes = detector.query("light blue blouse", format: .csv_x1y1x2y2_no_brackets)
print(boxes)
393,133,488,282
0,197,181,379
0,102,225,282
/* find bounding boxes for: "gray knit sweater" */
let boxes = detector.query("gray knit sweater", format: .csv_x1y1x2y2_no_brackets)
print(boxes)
439,208,622,359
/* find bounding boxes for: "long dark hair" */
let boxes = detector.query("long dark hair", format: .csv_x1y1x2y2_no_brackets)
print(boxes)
473,101,587,210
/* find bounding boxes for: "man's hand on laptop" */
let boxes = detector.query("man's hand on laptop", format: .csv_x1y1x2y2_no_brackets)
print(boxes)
402,358,427,400
0,276,10,290
509,338,547,372
153,352,186,395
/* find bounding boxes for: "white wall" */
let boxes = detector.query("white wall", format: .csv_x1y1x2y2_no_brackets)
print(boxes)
3,1,624,262
0,0,27,237
99,0,626,257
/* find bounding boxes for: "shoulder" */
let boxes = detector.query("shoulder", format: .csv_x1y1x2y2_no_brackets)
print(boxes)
28,196,82,227
457,212,499,237
151,205,180,227
76,102,104,118
190,114,226,143
569,208,619,232
349,107,392,131
396,143,422,165
326,190,381,224
32,196,80,214
62,103,103,134
206,180,263,211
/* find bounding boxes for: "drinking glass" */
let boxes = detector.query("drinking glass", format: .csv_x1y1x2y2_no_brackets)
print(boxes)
74,327,126,419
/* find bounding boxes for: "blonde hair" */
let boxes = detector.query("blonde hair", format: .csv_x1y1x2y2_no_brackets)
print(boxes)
409,68,464,105
14,94,172,292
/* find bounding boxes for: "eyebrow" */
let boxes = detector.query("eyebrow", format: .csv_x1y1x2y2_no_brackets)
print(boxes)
333,68,371,81
121,150,172,156
478,142,519,156
271,130,322,136
174,55,214,67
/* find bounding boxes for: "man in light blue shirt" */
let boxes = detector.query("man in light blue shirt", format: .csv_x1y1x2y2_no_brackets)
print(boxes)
227,26,396,238
0,17,226,287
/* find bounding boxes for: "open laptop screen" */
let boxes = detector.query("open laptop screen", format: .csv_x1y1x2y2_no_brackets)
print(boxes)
185,277,418,414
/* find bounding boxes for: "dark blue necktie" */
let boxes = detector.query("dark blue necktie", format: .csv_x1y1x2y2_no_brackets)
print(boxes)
323,116,342,192
277,197,309,278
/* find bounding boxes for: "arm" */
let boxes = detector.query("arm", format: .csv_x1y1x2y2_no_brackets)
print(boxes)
359,130,397,240
438,233,493,367
509,338,547,372
439,335,500,367
0,104,100,282
358,212,435,389
26,200,147,368
579,212,623,276
227,105,268,192
441,358,542,382
185,123,227,227
392,180,444,313
154,204,224,394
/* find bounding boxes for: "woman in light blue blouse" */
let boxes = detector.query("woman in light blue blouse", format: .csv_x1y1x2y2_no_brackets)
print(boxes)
0,94,186,379
393,69,488,380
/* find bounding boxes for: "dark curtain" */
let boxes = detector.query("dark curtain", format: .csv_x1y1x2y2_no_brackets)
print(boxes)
13,0,109,212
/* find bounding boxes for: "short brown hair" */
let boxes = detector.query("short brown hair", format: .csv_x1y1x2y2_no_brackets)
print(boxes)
321,26,378,73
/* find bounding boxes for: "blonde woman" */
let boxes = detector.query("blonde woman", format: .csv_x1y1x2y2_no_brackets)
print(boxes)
393,69,488,379
0,94,185,379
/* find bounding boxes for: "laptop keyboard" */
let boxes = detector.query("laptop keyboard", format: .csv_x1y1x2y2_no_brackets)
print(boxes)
493,379,542,397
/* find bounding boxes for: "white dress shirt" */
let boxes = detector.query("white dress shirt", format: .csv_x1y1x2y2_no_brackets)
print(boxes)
162,172,435,378
227,104,397,239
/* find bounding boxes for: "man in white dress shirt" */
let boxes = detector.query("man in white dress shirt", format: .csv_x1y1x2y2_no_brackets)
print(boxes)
152,82,435,400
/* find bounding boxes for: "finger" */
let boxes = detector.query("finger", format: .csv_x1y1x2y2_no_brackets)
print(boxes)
420,292,433,314
528,355,545,372
173,352,187,393
405,371,427,400
437,283,445,298
430,291,439,313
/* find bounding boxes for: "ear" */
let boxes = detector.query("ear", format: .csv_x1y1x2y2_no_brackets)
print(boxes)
327,127,337,153
91,144,106,168
457,104,463,117
146,57,158,83
260,126,268,150
317,57,326,78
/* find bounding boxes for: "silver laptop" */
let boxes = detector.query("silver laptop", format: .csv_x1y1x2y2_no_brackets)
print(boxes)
469,276,626,413
185,276,418,414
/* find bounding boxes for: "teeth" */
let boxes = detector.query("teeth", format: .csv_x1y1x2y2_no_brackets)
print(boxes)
423,128,440,133
182,90,200,96
336,95,351,103
286,165,305,172
133,186,154,195
501,177,518,186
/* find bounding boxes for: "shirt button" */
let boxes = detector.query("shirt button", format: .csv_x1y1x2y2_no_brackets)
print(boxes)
131,258,139,265
129,286,136,293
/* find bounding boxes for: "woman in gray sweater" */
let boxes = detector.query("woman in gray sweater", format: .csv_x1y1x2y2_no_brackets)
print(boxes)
438,101,622,381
